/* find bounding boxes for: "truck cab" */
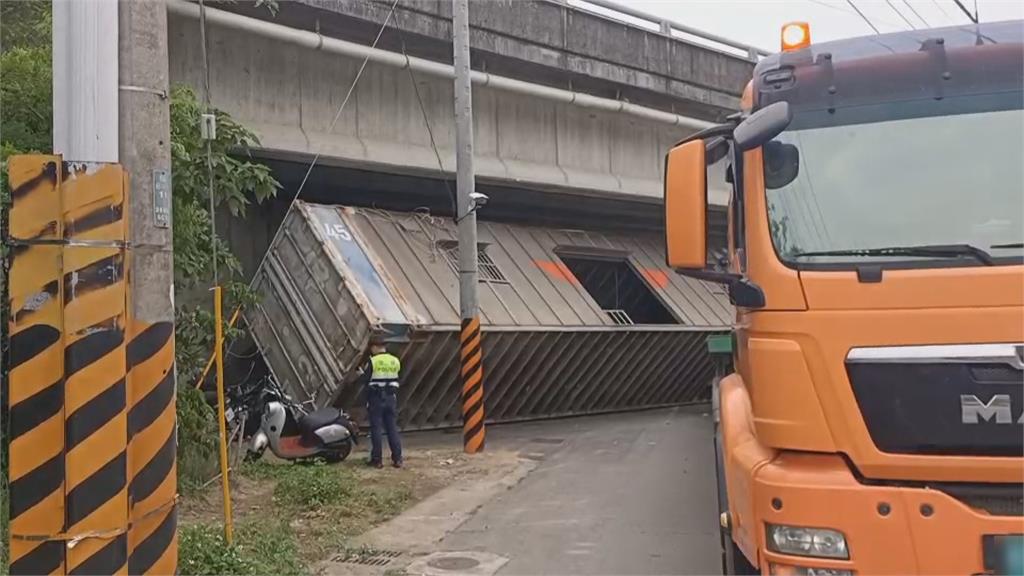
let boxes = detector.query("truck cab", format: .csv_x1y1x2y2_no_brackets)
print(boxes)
665,20,1024,575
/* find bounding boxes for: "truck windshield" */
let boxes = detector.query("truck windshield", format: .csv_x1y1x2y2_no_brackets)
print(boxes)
764,93,1024,268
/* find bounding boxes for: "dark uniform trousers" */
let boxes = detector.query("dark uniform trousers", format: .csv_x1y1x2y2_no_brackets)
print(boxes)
368,386,402,464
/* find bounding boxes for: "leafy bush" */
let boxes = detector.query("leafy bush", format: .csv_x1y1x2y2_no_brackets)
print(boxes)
176,386,220,493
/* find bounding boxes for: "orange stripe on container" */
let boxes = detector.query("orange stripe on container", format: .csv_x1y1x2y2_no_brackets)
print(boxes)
641,268,670,289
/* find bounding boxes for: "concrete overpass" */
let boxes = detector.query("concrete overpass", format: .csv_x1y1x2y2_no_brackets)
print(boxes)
166,0,755,221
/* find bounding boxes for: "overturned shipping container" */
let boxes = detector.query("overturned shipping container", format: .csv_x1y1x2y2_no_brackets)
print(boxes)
246,201,732,429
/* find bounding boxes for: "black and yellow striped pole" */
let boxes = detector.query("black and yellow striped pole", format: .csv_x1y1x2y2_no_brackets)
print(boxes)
6,156,179,574
453,0,485,453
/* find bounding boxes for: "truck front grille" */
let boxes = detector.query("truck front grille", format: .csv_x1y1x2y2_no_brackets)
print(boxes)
936,483,1024,517
846,344,1024,457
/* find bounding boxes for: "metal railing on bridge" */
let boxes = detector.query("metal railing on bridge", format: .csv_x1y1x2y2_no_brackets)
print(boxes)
566,0,770,62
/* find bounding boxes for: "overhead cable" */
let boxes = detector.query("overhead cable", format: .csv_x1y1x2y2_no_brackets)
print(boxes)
952,0,979,22
846,0,883,34
886,0,919,29
902,0,932,28
930,0,955,23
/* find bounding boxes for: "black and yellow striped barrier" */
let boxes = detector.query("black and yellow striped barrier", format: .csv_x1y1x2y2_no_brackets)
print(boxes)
6,155,177,575
460,317,485,453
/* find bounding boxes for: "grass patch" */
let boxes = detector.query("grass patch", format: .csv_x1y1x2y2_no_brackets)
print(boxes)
233,460,413,564
270,462,355,508
179,451,456,573
179,521,305,576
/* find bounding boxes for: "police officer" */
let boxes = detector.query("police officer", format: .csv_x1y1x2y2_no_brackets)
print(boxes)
364,338,403,468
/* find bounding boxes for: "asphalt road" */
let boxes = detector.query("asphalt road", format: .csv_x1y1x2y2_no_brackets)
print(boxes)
436,407,722,575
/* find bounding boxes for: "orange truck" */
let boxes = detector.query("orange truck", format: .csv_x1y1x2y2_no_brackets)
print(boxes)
664,21,1024,575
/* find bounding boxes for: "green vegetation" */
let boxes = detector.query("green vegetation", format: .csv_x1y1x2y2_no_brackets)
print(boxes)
179,521,305,576
175,386,221,494
178,461,415,574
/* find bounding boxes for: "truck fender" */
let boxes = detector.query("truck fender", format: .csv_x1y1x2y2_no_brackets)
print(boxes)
718,373,777,568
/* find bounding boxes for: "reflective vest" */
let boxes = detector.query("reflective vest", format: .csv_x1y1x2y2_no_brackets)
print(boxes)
369,353,401,389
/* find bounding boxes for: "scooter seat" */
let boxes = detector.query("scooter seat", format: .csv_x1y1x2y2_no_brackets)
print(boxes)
299,407,342,436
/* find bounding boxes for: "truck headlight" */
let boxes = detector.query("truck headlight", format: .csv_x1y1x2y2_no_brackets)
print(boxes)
770,564,853,576
767,524,849,559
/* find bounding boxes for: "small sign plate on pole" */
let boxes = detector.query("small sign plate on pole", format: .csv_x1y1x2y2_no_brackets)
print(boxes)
153,169,171,228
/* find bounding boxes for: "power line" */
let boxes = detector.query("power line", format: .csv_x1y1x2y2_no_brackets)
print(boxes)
902,0,932,28
293,0,401,201
952,0,979,22
807,0,905,29
846,0,882,34
886,0,918,29
394,13,459,218
930,0,955,22
245,0,401,293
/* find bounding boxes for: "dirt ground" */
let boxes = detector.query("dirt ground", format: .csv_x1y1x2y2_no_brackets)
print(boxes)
179,443,514,567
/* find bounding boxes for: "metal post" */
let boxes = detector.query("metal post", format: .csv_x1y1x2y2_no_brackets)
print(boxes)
453,0,485,454
119,1,180,572
213,286,234,544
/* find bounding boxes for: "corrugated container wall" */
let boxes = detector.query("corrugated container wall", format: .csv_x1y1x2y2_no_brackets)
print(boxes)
247,202,732,429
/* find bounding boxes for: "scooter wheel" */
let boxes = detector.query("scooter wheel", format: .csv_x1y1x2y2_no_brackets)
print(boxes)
244,449,264,463
323,439,354,463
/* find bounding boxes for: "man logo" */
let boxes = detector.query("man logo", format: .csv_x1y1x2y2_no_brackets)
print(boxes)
961,394,1024,424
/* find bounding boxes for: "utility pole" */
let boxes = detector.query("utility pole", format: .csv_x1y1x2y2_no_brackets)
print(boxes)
453,0,485,454
119,1,179,572
22,1,179,574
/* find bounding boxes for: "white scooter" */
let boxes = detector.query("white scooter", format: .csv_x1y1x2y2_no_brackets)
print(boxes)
227,375,358,463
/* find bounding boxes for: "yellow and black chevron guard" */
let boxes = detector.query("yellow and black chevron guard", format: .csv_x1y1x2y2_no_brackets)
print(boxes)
6,156,177,575
8,155,66,576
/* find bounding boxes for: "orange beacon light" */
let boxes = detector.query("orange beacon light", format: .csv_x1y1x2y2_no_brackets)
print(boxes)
781,22,811,51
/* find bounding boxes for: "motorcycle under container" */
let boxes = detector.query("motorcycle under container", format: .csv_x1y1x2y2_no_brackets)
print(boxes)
251,401,358,462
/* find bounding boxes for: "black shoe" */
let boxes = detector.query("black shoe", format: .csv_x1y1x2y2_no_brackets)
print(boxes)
366,459,383,469
392,460,403,469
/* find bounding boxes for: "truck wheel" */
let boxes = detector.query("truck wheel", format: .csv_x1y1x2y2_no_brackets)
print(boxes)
721,528,758,575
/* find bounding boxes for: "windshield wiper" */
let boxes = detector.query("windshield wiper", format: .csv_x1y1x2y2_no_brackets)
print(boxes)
990,242,1024,249
793,243,995,265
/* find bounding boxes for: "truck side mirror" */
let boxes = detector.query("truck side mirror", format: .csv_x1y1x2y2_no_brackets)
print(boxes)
734,101,792,152
664,140,707,270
